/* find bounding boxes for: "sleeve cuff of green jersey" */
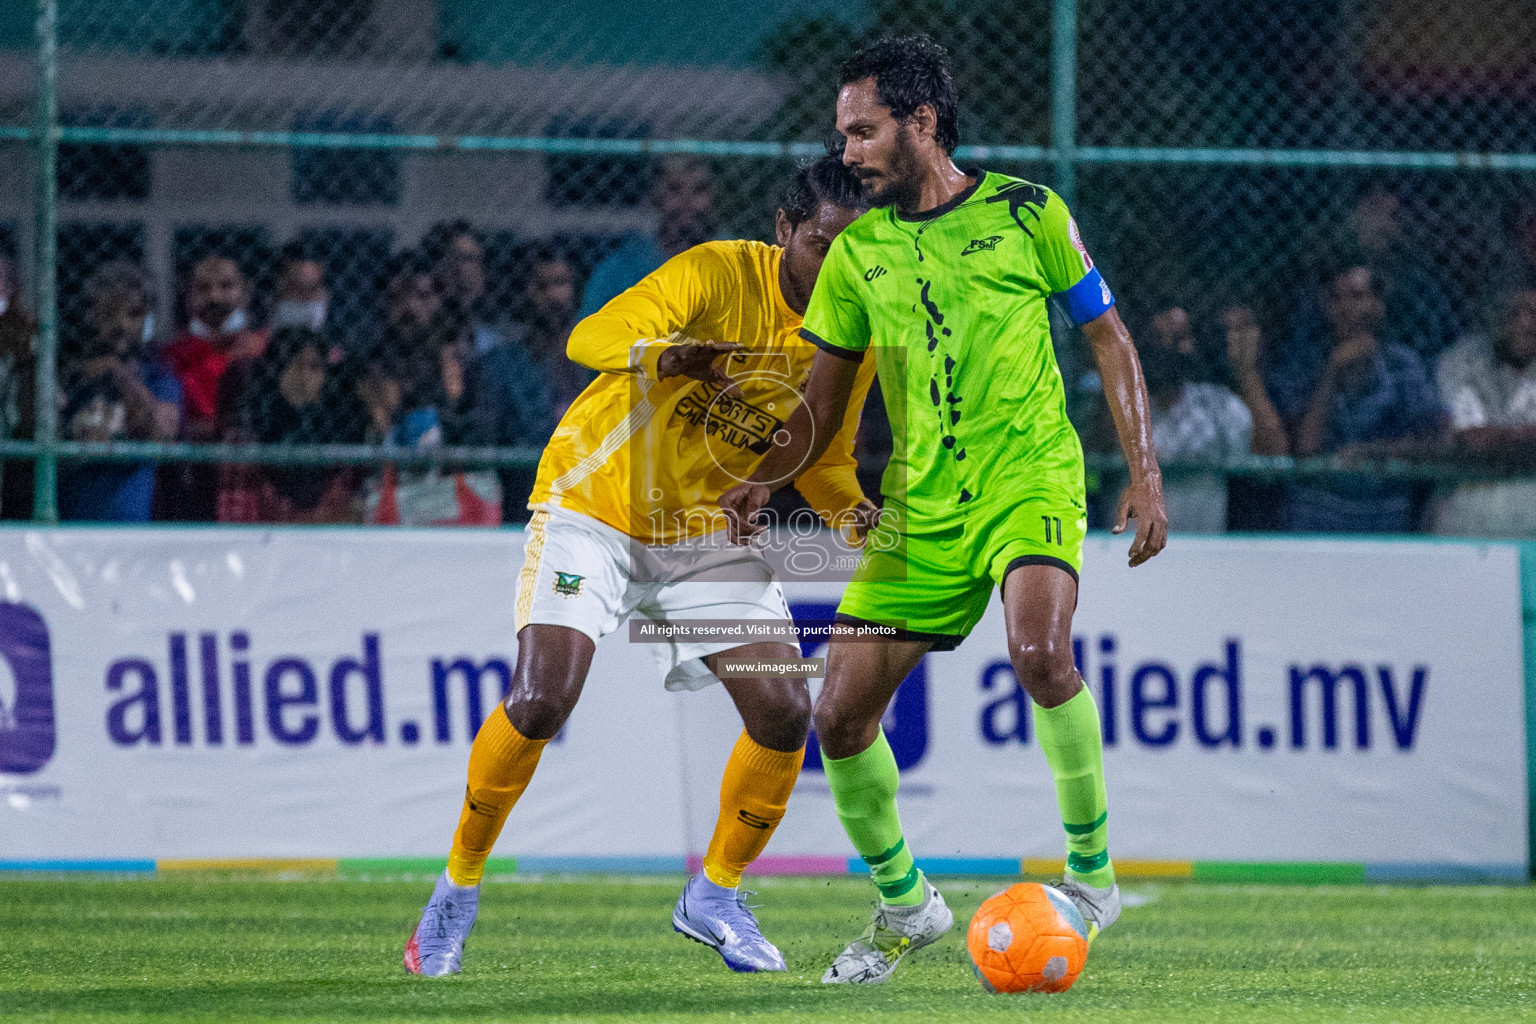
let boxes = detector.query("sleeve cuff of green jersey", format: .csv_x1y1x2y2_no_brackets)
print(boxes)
799,327,864,362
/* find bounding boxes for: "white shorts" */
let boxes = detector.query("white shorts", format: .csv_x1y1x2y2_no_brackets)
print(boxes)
515,506,793,691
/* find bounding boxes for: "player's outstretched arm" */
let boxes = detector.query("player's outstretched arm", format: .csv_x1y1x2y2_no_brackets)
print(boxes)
791,352,881,544
656,341,744,396
1083,307,1168,566
566,245,736,382
718,348,863,545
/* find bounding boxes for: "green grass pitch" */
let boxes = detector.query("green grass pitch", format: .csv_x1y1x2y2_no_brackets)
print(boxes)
2,875,1533,1023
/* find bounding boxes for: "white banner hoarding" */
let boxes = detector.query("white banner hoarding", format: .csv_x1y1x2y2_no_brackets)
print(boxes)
0,528,1525,876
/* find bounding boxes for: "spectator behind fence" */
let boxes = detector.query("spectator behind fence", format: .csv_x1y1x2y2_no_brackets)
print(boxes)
371,249,442,361
270,243,361,361
1490,199,1536,298
360,275,500,526
1271,189,1461,420
479,247,594,521
1090,306,1284,533
1344,188,1460,362
422,220,505,356
215,327,367,523
0,255,35,518
1285,265,1444,533
1222,305,1293,531
271,245,331,334
1433,287,1536,537
58,263,179,522
579,156,717,317
1147,305,1226,384
159,254,267,521
517,250,593,418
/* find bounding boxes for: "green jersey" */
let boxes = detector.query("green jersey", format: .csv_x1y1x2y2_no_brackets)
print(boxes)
800,171,1115,529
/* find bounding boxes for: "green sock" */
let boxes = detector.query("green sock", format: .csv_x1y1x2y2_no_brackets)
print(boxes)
1034,685,1115,888
823,729,925,906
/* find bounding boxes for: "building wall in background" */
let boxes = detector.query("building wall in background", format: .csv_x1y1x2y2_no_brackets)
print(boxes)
0,1,867,65
439,0,865,68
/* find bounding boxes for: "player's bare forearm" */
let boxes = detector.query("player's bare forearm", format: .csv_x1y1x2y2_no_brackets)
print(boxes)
1295,367,1342,457
1224,308,1289,456
1236,373,1291,456
755,350,860,488
112,364,178,442
718,350,862,544
1084,309,1158,482
1083,308,1168,565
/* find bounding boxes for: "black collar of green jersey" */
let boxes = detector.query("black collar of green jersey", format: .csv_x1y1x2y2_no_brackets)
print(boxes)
895,168,987,223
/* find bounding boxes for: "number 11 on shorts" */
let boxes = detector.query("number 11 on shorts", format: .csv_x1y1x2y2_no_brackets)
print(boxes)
1041,515,1062,545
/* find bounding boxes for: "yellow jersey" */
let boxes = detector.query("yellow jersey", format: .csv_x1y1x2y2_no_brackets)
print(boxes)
530,240,876,545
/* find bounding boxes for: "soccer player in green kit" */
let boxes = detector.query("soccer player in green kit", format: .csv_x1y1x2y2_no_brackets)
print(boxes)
720,35,1168,984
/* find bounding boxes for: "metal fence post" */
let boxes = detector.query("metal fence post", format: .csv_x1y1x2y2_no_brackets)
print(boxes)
1051,0,1078,207
1523,542,1536,880
31,0,59,524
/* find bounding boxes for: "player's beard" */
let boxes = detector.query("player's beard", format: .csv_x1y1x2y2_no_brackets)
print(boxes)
857,127,924,210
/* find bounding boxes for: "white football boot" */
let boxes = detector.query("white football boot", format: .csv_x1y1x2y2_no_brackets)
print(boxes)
1054,877,1121,944
821,877,954,984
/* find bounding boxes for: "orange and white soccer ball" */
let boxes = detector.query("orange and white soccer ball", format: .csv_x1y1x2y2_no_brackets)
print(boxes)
966,882,1090,993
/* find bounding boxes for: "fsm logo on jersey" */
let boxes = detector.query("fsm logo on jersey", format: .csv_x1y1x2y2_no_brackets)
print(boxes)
0,602,56,775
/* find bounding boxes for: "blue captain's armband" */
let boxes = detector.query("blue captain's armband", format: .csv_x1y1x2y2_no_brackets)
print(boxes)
1056,266,1116,327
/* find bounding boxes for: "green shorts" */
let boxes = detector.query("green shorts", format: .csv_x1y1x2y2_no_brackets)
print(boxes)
835,494,1086,651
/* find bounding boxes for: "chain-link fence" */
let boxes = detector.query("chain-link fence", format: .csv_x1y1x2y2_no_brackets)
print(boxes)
2,0,1534,532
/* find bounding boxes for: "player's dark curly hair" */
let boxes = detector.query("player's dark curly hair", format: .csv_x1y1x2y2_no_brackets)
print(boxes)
839,34,960,154
781,155,869,226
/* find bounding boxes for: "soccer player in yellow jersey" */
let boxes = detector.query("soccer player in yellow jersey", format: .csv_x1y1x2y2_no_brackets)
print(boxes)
405,157,877,976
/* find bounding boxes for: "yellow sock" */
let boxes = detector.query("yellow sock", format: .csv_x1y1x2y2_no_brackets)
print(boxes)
445,708,548,887
701,731,805,888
